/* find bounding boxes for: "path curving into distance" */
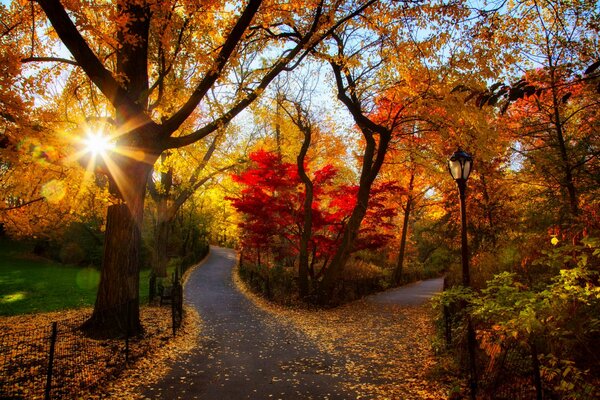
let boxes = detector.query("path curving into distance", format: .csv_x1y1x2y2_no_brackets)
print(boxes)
143,247,354,400
143,247,444,399
366,276,444,306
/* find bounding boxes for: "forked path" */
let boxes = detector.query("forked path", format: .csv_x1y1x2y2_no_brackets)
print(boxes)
143,247,444,399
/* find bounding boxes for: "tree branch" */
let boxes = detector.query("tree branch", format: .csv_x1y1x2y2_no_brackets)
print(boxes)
162,2,327,149
35,0,147,119
21,56,79,66
0,197,45,211
161,0,264,134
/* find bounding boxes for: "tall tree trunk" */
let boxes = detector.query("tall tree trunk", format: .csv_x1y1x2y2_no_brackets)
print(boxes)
284,100,315,298
317,196,369,300
317,59,393,302
297,133,313,298
81,0,153,338
544,26,578,217
393,175,413,285
317,129,390,301
550,78,579,217
82,160,152,338
153,198,170,279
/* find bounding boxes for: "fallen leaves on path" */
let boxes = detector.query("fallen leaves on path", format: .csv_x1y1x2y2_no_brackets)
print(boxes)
234,270,450,399
106,305,201,399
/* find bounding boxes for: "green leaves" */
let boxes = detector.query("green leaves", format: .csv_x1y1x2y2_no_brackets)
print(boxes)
439,237,600,397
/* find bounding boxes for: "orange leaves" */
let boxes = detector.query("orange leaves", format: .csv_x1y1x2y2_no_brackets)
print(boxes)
0,305,201,399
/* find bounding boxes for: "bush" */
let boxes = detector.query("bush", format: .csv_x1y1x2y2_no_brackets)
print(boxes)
436,236,600,399
59,241,87,265
328,258,388,304
238,261,298,305
28,222,104,266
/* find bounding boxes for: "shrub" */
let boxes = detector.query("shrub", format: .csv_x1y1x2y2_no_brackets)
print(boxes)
59,241,87,265
436,236,600,398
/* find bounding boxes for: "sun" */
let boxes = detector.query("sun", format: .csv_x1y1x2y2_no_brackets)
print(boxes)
83,132,115,157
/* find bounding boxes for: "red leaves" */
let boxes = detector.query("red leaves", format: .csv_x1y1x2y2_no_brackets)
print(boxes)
229,150,398,265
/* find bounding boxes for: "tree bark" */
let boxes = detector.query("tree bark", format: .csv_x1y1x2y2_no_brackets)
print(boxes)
153,198,170,279
541,13,579,218
296,128,313,299
550,71,579,217
82,160,153,338
317,54,393,303
393,172,414,285
317,130,390,301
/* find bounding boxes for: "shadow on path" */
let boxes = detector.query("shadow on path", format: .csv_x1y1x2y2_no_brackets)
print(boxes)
143,247,353,400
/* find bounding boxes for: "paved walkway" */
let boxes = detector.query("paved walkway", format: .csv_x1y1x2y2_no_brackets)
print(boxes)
144,247,353,400
143,247,444,399
366,276,444,306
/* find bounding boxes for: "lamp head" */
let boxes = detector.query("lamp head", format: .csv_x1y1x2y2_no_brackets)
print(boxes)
448,148,473,181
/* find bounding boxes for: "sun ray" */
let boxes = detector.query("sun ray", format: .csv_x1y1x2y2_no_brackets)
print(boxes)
71,125,157,222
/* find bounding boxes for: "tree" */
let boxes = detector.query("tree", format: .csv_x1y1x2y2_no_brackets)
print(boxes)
313,0,460,299
17,0,379,337
456,0,599,223
147,128,239,296
282,100,315,298
230,149,397,296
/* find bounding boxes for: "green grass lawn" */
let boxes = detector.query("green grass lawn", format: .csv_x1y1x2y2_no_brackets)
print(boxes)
0,240,152,316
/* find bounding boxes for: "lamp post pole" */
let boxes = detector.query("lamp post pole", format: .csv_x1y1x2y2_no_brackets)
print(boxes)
448,148,477,399
458,178,470,287
460,177,477,400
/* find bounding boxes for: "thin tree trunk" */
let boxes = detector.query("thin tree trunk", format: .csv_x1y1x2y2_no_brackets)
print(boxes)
297,166,313,298
543,17,578,217
479,173,496,245
317,128,391,302
153,200,170,279
317,182,373,300
285,101,314,298
550,74,579,216
393,191,412,285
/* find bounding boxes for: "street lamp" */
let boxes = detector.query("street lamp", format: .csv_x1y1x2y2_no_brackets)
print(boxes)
448,147,477,399
448,148,473,286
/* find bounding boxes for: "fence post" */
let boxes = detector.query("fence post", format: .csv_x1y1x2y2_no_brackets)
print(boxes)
45,322,58,400
531,341,543,400
171,284,176,337
442,276,452,347
149,272,156,302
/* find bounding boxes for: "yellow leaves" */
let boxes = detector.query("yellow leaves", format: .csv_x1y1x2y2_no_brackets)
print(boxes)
41,179,66,204
551,236,559,246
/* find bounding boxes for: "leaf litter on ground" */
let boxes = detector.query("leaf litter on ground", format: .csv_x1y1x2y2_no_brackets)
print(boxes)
233,269,451,399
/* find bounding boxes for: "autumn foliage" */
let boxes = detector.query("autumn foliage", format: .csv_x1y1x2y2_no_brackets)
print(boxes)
228,150,397,285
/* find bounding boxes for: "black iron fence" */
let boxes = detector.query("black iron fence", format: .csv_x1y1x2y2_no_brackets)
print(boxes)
0,301,185,399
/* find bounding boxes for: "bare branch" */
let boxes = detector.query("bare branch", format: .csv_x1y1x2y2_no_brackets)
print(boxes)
0,197,44,211
161,0,264,134
21,56,79,66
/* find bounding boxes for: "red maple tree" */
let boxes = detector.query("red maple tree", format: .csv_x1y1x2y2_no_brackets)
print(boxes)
228,150,398,277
